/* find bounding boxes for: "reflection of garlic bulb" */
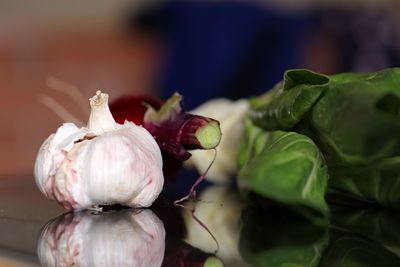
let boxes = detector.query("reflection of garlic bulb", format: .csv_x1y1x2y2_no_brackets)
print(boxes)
34,91,164,210
38,209,165,267
183,186,247,267
186,99,249,183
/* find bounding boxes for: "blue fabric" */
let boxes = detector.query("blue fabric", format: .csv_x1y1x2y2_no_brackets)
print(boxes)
158,1,315,109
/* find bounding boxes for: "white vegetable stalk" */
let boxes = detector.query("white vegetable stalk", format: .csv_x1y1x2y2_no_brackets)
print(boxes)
186,98,249,183
37,210,165,267
34,91,164,210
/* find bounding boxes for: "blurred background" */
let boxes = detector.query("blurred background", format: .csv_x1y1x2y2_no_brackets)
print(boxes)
1,0,400,176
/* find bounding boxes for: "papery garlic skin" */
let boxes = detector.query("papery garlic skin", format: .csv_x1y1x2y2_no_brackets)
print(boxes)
186,99,249,183
35,123,87,201
37,209,165,267
34,91,164,210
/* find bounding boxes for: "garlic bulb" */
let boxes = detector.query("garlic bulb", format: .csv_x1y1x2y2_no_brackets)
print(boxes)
34,91,164,210
186,99,249,183
37,209,165,267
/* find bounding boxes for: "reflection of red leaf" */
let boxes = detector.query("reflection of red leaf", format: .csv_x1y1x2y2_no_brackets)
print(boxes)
162,238,219,267
153,198,221,267
110,95,163,125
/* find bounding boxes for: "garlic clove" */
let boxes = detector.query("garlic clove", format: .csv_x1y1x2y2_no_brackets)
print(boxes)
65,124,164,210
34,123,87,199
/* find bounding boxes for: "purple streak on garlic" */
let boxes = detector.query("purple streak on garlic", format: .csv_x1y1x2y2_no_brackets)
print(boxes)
37,209,165,267
34,91,164,210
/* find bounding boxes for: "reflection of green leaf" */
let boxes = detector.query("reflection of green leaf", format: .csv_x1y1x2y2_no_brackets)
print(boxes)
250,69,329,130
319,228,400,267
238,121,329,225
329,159,400,210
331,206,400,256
239,206,328,267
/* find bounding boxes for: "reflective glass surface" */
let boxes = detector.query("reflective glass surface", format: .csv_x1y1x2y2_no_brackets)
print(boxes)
1,175,400,267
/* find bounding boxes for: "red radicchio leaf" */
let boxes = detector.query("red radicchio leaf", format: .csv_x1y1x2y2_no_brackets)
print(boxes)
110,94,181,181
110,95,164,125
144,93,221,208
110,93,221,161
109,93,222,189
143,93,222,161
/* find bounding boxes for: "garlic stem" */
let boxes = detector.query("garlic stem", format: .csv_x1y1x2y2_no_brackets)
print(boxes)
87,90,117,134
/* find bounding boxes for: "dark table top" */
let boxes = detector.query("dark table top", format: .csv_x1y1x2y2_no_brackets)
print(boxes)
0,176,63,266
1,175,400,267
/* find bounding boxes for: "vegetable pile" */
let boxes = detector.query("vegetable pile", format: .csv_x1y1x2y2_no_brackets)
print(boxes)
35,67,400,221
35,90,222,211
238,68,400,225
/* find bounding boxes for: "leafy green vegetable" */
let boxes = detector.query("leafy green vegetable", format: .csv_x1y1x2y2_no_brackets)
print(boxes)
239,206,328,267
238,120,329,225
311,69,400,166
237,119,270,170
245,67,400,211
250,68,400,167
250,69,329,130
